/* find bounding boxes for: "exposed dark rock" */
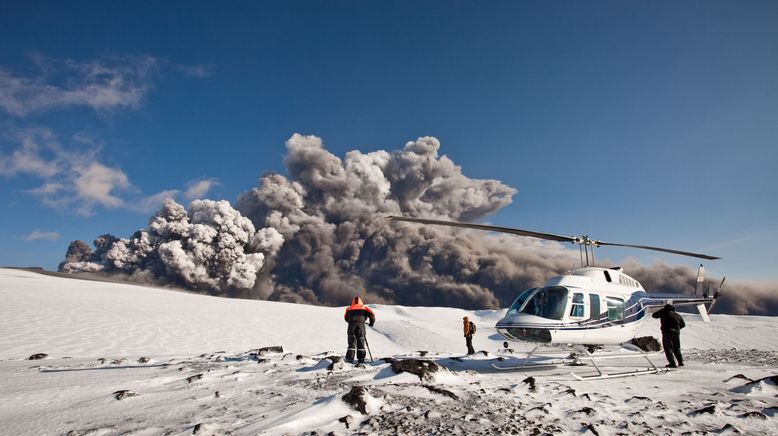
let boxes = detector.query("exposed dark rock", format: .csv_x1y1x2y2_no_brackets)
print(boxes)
626,396,652,403
558,388,576,397
256,358,269,365
380,357,395,364
423,384,458,400
327,355,343,371
527,403,550,413
342,386,371,414
585,423,600,436
738,411,767,419
338,415,354,428
573,407,596,416
739,375,778,388
425,410,442,419
690,405,716,415
192,423,203,434
27,353,48,360
296,354,304,360
390,359,442,382
137,357,150,364
725,374,754,383
416,350,429,357
214,391,221,398
257,346,284,355
111,358,128,365
186,374,204,383
113,390,137,400
719,423,742,433
521,376,537,392
629,336,661,352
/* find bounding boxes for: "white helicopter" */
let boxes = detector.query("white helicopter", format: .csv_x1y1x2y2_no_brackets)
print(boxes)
388,215,725,379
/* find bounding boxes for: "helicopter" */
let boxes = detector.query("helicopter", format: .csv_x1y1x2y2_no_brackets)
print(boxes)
387,215,725,379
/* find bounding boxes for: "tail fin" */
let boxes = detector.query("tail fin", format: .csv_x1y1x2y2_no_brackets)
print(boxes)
695,264,704,296
707,277,725,315
694,265,710,323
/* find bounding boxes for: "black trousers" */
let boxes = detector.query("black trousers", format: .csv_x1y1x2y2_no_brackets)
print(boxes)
346,323,366,362
465,335,475,355
662,330,683,366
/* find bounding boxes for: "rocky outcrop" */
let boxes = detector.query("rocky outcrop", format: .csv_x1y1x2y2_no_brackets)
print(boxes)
629,336,661,352
342,385,372,414
390,359,442,382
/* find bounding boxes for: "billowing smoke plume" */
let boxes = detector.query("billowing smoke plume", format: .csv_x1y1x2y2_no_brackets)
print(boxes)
61,134,778,314
60,198,283,294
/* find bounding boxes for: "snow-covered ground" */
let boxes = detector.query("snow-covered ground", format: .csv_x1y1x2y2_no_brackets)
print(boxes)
1,267,777,435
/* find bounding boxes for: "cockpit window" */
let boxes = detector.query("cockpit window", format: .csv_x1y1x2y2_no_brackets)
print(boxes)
506,288,536,316
519,286,568,320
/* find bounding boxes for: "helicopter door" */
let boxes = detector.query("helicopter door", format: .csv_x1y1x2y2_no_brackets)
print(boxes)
590,293,601,320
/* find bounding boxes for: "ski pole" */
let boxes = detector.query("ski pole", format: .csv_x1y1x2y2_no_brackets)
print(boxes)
364,332,374,363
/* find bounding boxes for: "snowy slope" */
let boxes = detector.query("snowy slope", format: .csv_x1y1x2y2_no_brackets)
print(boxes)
1,268,777,435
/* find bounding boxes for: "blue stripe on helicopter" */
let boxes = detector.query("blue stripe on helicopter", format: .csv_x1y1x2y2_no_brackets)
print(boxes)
498,292,710,331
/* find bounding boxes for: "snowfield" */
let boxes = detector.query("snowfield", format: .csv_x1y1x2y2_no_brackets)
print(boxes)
1,267,777,435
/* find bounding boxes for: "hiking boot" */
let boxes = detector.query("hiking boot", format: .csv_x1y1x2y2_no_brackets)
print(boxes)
665,364,677,368
678,362,684,367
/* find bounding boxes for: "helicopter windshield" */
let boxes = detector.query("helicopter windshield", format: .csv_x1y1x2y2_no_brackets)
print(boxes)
506,288,537,316
519,286,569,320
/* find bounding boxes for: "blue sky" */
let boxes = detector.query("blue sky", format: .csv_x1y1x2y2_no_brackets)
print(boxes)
1,1,776,284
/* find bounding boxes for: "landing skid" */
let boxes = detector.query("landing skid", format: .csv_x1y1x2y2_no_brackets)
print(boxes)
569,344,669,381
491,362,561,371
571,367,670,380
490,345,573,371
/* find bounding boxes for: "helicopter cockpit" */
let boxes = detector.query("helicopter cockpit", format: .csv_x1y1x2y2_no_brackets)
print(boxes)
506,286,570,320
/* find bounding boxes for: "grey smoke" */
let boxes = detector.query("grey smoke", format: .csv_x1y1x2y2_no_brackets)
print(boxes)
60,134,777,314
61,198,282,293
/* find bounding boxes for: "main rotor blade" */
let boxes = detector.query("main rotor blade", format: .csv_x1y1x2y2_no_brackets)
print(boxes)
387,215,721,260
595,241,720,260
386,216,577,243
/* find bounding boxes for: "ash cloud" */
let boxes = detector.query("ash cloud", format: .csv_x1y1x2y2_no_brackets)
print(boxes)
61,134,778,314
60,198,283,294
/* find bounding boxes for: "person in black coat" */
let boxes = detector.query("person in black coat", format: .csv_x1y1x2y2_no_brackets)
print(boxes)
652,303,686,368
344,296,375,364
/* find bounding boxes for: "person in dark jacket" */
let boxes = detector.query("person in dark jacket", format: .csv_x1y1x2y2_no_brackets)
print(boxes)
463,316,476,355
344,296,375,364
652,303,686,368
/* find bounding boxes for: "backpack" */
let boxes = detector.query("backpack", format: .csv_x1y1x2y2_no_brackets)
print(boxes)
470,321,476,334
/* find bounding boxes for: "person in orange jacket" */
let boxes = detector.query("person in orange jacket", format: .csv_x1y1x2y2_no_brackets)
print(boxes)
463,316,476,355
344,295,375,364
